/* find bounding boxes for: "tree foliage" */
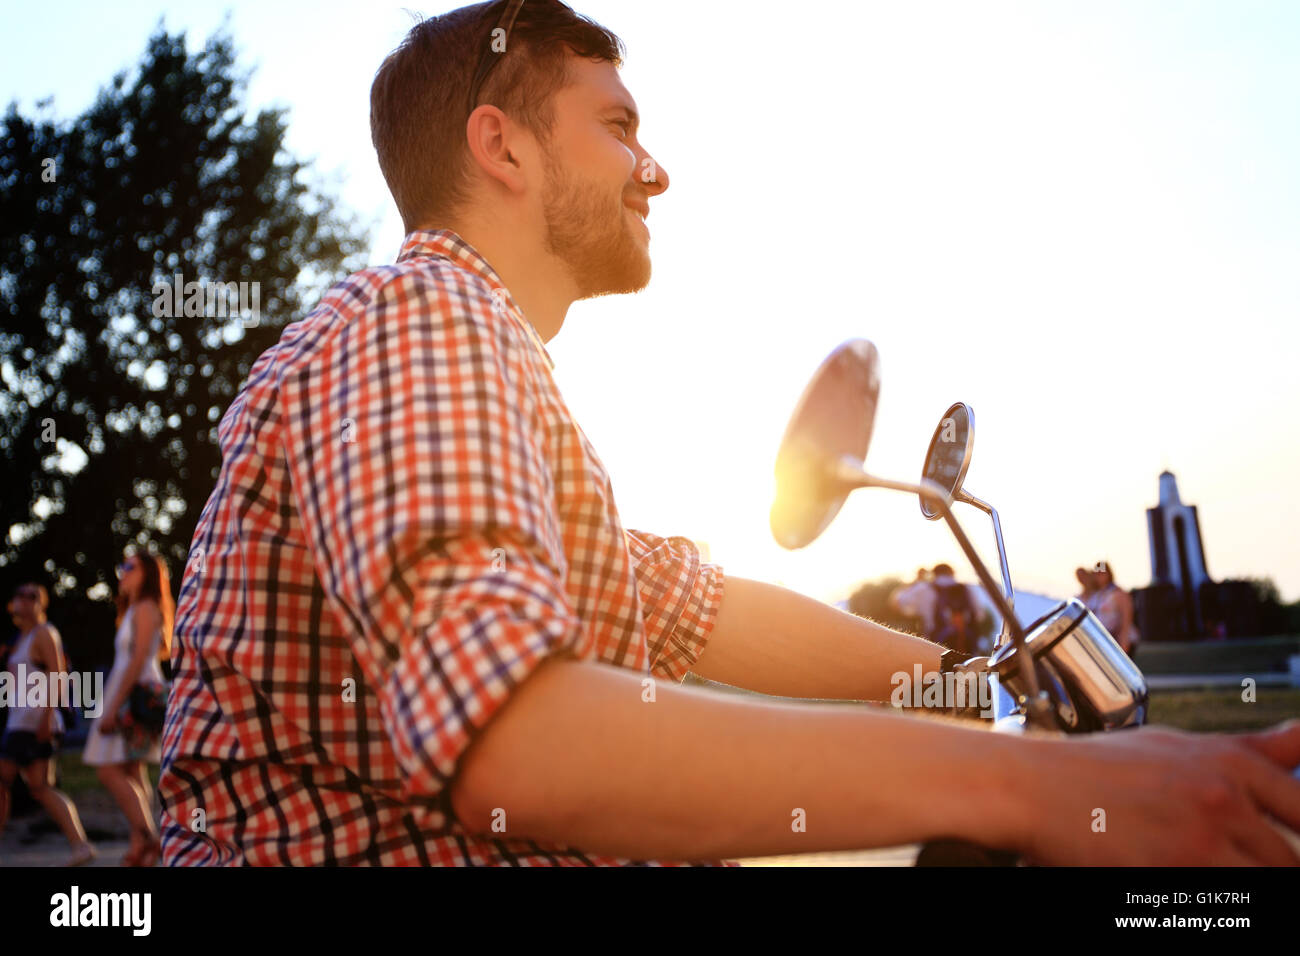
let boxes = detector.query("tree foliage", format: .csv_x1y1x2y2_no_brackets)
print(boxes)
0,26,368,661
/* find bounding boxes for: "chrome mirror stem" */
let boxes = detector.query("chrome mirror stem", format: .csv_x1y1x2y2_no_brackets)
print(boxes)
957,490,1016,646
957,491,1014,608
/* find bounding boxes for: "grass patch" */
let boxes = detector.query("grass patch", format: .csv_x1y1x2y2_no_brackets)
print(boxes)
54,750,159,799
1134,635,1300,675
1148,687,1300,732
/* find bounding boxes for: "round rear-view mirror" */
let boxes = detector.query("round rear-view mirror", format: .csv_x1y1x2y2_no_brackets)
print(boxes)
919,402,974,520
770,340,881,550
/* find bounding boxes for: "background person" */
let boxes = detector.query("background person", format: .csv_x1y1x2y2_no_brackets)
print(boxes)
1074,566,1098,606
930,563,980,656
0,583,95,865
888,568,934,637
82,552,172,866
1091,560,1139,656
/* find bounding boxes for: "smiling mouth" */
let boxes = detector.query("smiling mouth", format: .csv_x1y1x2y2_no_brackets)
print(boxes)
626,204,650,235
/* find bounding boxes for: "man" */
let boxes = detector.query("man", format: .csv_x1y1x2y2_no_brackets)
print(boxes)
889,567,934,637
0,584,95,865
159,0,1300,865
891,566,990,655
929,563,978,656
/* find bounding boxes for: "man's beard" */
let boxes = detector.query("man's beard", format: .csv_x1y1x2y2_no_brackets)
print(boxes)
541,149,650,299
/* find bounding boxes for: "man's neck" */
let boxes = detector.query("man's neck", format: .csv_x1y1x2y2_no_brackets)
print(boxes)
446,221,577,343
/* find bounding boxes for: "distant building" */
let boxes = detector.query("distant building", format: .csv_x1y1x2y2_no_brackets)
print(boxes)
1144,471,1210,637
1134,471,1267,641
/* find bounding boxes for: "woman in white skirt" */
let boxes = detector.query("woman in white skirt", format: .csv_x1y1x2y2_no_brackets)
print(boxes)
82,550,172,866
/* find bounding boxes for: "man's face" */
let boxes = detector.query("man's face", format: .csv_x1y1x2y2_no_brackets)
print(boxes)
537,57,668,299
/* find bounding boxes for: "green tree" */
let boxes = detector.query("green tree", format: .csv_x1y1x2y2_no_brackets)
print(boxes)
0,26,368,661
1247,576,1281,607
847,577,916,634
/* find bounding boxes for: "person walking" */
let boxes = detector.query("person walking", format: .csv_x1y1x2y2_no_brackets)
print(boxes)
0,583,95,865
82,552,172,866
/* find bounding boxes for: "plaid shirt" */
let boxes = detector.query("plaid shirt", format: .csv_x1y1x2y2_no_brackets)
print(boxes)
159,229,727,866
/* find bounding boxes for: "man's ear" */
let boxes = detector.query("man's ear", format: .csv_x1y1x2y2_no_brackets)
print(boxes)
465,105,531,195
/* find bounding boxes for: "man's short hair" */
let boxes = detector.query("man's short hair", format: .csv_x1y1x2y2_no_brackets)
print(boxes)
370,0,625,233
932,564,955,578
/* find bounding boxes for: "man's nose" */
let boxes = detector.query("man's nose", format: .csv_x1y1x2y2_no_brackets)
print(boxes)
636,149,669,196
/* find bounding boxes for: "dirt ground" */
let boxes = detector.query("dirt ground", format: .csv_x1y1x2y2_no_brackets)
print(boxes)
1,788,144,868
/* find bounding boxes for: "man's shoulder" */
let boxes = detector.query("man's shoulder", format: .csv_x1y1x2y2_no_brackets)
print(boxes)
282,255,506,364
337,253,499,320
231,257,507,407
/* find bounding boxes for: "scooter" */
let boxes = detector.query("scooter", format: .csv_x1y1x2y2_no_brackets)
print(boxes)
768,339,1149,864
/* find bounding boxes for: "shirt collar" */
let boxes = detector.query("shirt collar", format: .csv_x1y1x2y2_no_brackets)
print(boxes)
396,228,555,370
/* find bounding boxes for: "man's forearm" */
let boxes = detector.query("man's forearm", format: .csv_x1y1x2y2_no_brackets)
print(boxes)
690,576,945,700
451,658,1034,861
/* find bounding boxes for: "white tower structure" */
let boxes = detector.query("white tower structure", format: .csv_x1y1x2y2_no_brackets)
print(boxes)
1146,471,1210,633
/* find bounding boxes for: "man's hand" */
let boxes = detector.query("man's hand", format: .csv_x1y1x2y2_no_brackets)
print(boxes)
1020,720,1300,865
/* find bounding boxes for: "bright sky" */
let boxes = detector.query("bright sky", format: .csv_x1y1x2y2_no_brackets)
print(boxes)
4,0,1298,603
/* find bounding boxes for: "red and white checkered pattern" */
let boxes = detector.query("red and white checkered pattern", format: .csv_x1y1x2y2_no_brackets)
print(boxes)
159,229,726,865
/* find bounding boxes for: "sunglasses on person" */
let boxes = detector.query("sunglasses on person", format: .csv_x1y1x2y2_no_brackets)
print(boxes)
116,559,140,579
11,588,40,602
466,0,527,116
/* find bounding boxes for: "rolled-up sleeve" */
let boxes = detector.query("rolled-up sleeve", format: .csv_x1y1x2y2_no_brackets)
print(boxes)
624,529,726,682
283,268,583,820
